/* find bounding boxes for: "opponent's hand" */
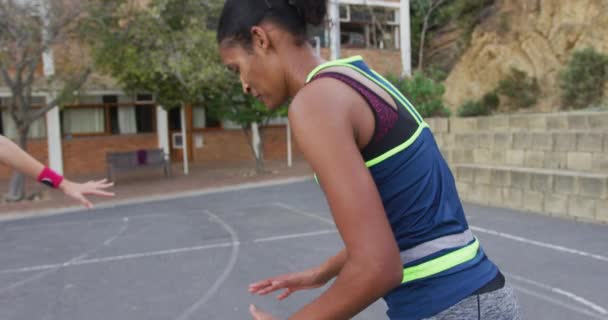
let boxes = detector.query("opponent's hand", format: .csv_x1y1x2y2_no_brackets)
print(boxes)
59,179,115,208
250,305,279,320
249,267,327,300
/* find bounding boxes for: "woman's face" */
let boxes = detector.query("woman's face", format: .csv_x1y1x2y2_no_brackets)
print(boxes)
219,39,288,110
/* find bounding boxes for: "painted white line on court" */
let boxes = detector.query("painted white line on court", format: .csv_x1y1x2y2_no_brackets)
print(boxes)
507,273,607,315
0,217,130,294
175,210,240,320
0,228,337,275
254,230,337,243
470,225,608,263
104,217,130,246
273,202,334,225
512,284,606,320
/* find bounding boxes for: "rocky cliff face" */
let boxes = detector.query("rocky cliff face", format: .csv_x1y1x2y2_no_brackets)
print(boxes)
443,0,608,112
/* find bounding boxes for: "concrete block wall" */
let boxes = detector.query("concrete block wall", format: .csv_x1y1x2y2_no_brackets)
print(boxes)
426,112,608,223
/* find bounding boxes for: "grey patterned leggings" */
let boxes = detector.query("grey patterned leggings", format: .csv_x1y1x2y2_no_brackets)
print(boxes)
424,285,523,320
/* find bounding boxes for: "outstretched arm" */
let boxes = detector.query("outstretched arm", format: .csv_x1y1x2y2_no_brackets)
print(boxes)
0,135,114,207
0,135,45,180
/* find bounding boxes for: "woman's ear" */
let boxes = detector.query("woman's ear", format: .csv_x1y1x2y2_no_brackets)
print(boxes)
250,26,271,52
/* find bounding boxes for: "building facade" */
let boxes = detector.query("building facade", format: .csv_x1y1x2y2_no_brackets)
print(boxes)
0,0,404,179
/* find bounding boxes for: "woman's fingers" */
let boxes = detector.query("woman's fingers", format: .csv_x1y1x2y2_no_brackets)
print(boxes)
87,189,115,197
277,288,293,300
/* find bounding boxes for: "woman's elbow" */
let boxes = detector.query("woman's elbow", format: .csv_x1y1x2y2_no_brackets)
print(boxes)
362,257,403,293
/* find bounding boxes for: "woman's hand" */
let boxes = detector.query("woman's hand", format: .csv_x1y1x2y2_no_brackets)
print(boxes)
250,305,279,320
59,179,115,208
249,267,328,300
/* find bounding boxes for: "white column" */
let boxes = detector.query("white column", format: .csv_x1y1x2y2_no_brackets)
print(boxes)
180,105,189,175
45,99,63,174
314,36,321,57
156,106,169,160
328,0,341,60
41,0,63,174
400,0,412,76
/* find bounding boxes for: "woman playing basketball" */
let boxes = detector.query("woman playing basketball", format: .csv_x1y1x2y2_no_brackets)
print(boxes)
216,1,521,319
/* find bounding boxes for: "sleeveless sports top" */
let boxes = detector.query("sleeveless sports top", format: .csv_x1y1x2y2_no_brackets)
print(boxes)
306,56,499,319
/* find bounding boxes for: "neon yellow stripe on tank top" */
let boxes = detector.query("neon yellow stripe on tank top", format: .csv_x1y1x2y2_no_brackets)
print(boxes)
306,56,429,168
402,238,479,284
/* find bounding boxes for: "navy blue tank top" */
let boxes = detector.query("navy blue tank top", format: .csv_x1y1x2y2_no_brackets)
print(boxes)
307,57,499,319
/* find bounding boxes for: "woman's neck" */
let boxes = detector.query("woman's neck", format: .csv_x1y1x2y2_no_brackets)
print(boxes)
281,44,325,97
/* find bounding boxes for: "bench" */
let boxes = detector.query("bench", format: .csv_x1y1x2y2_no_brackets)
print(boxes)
106,149,170,181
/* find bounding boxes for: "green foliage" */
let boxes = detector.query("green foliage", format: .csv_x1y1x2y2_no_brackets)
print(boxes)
435,0,496,45
458,100,490,117
457,91,499,117
205,76,288,129
497,68,540,109
560,47,608,109
385,72,450,118
424,65,449,82
87,0,228,109
481,91,500,111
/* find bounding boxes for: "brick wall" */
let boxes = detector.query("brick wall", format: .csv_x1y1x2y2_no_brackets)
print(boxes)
0,134,158,179
62,134,158,176
426,112,608,223
191,126,301,163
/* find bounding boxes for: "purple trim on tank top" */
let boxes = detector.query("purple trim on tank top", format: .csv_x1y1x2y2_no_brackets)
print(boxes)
311,72,399,145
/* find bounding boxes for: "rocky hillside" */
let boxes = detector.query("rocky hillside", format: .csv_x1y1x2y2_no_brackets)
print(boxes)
443,0,608,112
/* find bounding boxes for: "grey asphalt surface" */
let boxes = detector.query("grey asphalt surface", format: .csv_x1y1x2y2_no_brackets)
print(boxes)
0,180,606,320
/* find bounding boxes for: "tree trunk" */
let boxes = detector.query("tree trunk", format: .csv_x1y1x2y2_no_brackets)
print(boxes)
251,122,265,174
418,13,431,71
6,126,29,201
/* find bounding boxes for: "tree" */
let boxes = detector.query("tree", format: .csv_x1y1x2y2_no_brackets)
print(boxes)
207,77,288,173
0,0,118,201
90,0,287,173
87,0,227,110
414,0,448,70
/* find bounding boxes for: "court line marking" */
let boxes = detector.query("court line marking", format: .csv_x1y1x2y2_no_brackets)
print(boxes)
507,273,607,316
254,230,337,243
512,284,606,320
0,217,130,295
175,210,240,320
273,202,334,225
470,225,608,263
0,229,337,275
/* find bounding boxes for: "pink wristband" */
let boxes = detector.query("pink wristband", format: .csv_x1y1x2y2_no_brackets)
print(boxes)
37,167,64,189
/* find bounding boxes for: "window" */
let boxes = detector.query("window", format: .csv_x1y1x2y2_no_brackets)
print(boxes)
61,94,156,136
135,105,155,133
169,107,181,131
62,107,106,134
339,4,351,22
104,95,121,135
192,105,221,129
1,97,47,139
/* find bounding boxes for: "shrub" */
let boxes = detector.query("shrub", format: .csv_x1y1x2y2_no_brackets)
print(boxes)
458,100,490,117
497,68,540,109
481,91,500,111
560,47,608,109
385,72,451,118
